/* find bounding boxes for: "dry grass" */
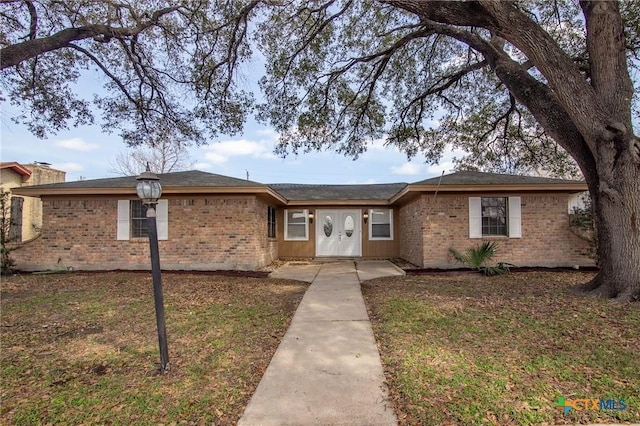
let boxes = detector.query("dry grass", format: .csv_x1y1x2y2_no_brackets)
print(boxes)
1,271,308,425
362,271,640,425
3,269,639,426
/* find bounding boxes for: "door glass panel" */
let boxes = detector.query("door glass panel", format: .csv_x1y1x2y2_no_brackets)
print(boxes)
344,215,354,237
323,215,333,237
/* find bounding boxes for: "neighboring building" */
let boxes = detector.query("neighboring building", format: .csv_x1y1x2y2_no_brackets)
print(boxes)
0,162,66,241
11,170,593,271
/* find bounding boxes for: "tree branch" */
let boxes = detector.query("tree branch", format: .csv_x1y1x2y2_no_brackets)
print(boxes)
0,6,179,70
24,0,37,40
398,59,488,124
67,43,137,106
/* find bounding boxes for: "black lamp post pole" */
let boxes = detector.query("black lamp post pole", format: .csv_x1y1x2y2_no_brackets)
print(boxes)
146,203,170,373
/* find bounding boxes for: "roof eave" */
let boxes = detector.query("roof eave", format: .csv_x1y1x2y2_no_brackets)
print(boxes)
0,162,32,177
12,186,286,202
286,199,392,206
390,182,588,203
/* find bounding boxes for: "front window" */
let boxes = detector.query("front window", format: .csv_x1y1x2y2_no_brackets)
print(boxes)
481,197,508,236
130,200,148,238
268,206,276,238
369,209,393,240
285,209,309,240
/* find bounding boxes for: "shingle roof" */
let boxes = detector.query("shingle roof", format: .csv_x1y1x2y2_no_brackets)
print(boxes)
412,171,585,186
270,183,408,201
16,169,585,201
20,170,263,190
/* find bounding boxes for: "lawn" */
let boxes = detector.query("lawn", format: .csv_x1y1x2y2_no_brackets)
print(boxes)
3,270,639,426
362,271,640,425
0,272,308,425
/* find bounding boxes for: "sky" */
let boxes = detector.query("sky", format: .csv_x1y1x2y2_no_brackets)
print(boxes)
0,51,466,186
0,102,461,185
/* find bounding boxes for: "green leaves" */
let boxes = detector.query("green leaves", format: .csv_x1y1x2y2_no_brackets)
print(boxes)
1,0,258,146
449,241,513,276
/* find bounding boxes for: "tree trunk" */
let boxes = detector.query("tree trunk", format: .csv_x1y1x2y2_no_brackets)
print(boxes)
584,162,640,302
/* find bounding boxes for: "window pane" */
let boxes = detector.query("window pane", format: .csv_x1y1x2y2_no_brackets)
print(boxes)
370,209,392,239
288,211,306,224
372,224,391,238
130,200,148,238
371,209,390,224
267,206,276,238
287,224,306,238
344,215,354,238
286,209,307,239
481,197,508,236
323,215,333,237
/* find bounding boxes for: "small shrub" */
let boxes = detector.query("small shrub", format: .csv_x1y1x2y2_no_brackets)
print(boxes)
449,242,514,276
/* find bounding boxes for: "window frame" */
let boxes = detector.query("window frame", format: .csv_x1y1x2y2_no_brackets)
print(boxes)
267,206,277,238
368,208,393,241
469,196,521,239
130,200,149,238
481,197,508,237
117,199,168,241
284,209,309,241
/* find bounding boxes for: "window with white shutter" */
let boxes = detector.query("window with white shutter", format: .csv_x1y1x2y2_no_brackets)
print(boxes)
468,196,521,239
117,200,168,240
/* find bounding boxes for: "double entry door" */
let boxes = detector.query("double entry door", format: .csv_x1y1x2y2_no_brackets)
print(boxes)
315,209,361,257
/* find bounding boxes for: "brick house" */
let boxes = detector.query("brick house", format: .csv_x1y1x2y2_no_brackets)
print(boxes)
11,170,593,271
0,162,66,241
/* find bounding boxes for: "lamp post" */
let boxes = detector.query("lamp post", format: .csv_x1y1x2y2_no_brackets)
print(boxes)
136,165,170,373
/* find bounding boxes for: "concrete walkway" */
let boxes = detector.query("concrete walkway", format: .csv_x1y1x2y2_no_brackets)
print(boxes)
238,260,403,425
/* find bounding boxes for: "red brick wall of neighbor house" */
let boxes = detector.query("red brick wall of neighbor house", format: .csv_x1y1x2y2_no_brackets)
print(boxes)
13,196,277,271
399,193,593,268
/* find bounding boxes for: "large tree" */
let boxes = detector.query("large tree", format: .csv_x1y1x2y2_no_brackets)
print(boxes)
258,0,639,301
0,0,258,145
1,1,639,300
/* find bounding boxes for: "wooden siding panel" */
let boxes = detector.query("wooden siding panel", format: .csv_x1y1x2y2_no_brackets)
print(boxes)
277,206,399,259
277,208,315,258
362,209,399,258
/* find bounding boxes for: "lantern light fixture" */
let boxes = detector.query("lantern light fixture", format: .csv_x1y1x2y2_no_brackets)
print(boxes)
136,164,162,205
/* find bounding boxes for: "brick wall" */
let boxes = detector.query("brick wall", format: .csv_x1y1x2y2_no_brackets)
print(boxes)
399,193,593,268
398,196,426,266
13,195,277,271
12,192,593,271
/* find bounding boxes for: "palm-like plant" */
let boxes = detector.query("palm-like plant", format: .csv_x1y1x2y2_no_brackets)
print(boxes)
449,241,513,275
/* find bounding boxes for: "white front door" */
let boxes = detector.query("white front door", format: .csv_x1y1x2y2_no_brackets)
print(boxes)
316,209,361,257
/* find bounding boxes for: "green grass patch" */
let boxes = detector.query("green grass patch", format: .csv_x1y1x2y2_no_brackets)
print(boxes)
363,271,640,425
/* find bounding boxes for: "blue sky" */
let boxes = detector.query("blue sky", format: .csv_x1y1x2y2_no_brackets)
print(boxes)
0,99,461,185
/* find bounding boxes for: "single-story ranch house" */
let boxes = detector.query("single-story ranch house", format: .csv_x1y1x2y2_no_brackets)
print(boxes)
11,170,593,271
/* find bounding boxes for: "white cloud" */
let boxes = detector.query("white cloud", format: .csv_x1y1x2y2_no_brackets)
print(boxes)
54,137,99,151
203,139,277,164
203,152,228,165
390,162,423,176
367,138,388,151
193,162,213,170
422,147,466,176
426,162,455,176
255,128,279,139
51,162,84,172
